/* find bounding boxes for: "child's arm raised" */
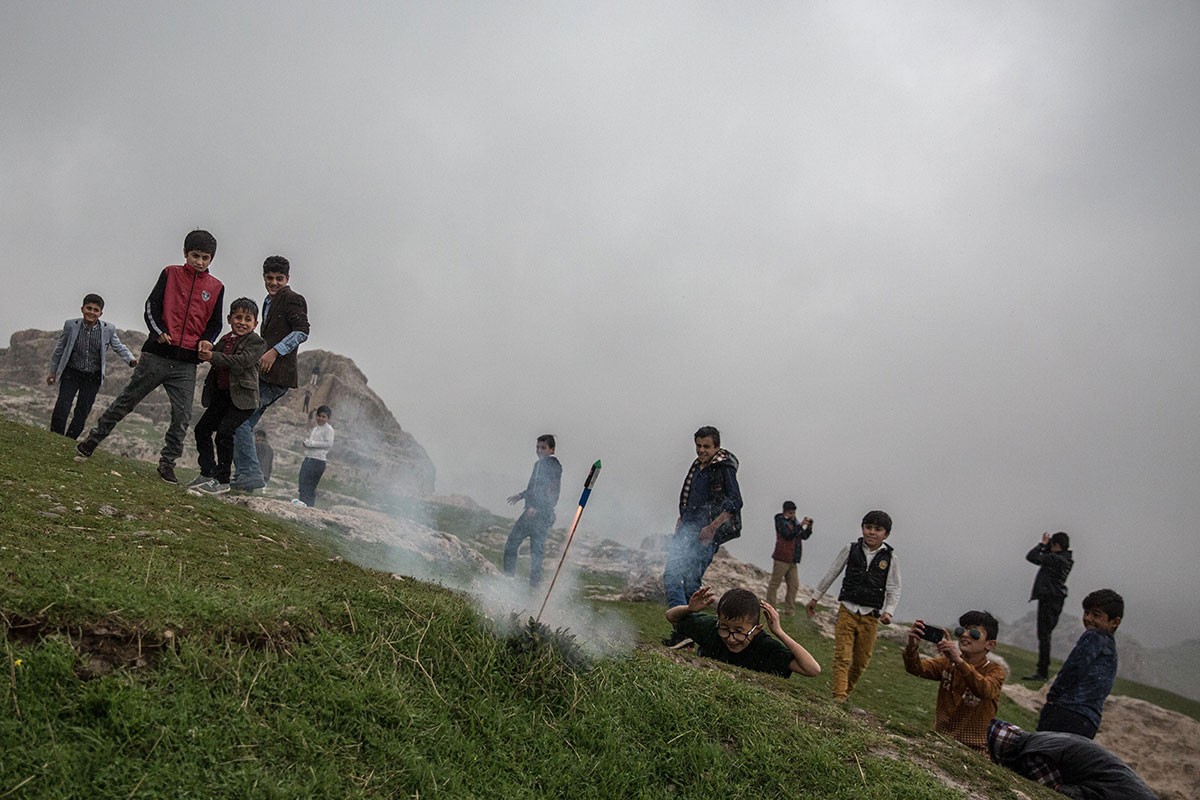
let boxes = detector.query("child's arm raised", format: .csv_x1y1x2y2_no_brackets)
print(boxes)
762,601,821,676
665,586,716,625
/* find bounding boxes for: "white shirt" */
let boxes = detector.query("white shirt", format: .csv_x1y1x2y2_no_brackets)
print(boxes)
303,423,335,461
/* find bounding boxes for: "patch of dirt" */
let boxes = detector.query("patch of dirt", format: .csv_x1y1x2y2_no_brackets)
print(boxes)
4,614,307,679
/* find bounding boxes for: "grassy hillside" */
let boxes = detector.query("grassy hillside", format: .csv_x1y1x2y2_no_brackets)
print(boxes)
0,418,1161,798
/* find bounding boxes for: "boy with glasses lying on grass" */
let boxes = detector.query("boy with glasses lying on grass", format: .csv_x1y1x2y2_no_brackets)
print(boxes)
902,611,1007,753
665,587,821,678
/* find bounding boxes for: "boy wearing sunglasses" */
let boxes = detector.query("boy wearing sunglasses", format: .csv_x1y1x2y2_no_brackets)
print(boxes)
665,587,821,677
903,611,1006,753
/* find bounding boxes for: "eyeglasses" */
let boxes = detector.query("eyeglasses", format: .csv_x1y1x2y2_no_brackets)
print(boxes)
716,623,761,643
954,626,985,640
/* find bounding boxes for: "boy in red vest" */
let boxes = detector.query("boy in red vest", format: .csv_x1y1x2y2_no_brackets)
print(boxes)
76,230,225,485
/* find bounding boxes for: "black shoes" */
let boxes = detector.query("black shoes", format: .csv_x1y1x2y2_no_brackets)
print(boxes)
157,463,179,484
75,438,98,458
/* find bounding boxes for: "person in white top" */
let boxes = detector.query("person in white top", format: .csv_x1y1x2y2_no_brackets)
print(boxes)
295,405,334,508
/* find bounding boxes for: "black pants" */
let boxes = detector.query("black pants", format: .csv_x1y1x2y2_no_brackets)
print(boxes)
194,390,255,484
1037,702,1098,739
299,457,326,506
50,366,102,439
1036,595,1065,676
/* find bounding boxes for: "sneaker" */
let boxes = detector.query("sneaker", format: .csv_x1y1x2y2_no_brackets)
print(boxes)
661,630,691,648
76,438,98,458
157,463,179,485
198,481,230,495
1022,673,1048,682
291,499,307,507
187,474,214,489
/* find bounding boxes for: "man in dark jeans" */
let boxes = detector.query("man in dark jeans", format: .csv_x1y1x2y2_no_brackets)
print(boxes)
502,434,562,587
1024,531,1073,682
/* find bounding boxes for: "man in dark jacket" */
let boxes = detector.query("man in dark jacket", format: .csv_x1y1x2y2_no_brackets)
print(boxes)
502,434,562,587
230,256,310,492
1025,531,1074,682
663,426,743,627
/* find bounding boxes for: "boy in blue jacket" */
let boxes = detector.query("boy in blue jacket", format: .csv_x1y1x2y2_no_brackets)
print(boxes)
1038,589,1123,739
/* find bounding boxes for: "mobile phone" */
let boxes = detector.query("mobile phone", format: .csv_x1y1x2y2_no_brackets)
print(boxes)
919,624,945,643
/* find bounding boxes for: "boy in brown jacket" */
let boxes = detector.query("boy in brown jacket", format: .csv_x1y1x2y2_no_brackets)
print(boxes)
189,298,265,495
903,611,1006,753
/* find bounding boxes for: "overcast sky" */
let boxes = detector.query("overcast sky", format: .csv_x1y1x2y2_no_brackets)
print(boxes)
4,2,1198,648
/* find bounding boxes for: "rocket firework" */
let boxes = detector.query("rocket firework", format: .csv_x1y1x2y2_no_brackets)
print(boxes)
536,459,602,623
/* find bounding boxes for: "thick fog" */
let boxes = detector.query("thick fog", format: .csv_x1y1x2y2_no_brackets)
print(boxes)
3,2,1198,647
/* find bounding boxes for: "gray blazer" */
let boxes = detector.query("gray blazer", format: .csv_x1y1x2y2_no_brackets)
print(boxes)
201,332,266,411
49,318,136,385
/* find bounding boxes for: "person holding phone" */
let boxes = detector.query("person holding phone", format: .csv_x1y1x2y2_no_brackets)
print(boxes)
902,611,1007,753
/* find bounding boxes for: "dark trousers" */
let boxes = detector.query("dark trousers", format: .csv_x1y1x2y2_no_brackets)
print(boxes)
298,457,327,507
1037,703,1098,739
50,367,102,439
88,351,197,467
1036,595,1065,676
503,510,554,586
193,390,255,484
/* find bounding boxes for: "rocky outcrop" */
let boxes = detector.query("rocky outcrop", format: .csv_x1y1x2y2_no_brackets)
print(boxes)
0,328,435,497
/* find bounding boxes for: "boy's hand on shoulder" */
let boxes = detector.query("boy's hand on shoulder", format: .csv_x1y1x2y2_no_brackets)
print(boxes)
687,586,716,613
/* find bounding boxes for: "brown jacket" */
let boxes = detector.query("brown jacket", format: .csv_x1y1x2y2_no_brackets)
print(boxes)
202,331,266,411
903,647,1005,753
260,286,310,389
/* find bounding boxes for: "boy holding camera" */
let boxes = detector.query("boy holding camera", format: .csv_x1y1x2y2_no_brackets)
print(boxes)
903,611,1006,753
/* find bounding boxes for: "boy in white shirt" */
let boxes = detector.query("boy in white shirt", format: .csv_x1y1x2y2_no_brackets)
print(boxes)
294,405,334,507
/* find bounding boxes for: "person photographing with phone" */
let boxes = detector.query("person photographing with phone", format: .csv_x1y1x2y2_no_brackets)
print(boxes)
902,611,1007,753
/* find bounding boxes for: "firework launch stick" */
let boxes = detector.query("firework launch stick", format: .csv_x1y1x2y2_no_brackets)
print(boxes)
536,460,602,624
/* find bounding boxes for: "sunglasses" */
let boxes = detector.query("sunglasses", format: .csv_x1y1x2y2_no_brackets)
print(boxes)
954,626,985,640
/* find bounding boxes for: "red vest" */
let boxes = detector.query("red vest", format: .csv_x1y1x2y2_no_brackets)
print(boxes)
161,265,223,350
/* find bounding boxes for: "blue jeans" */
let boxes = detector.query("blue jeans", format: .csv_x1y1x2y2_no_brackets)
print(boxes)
230,382,290,488
663,527,717,607
503,510,554,586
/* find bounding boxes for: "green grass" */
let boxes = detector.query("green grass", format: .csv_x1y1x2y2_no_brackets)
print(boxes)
0,416,1147,799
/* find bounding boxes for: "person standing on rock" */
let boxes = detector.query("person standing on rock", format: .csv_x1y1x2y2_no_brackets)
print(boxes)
662,426,743,645
1023,531,1074,682
230,255,310,493
502,434,562,587
766,500,812,615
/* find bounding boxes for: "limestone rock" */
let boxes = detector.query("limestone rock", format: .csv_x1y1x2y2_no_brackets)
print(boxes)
1,328,435,498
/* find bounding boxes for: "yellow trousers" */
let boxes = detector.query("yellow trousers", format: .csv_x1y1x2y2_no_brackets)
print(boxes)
831,605,879,700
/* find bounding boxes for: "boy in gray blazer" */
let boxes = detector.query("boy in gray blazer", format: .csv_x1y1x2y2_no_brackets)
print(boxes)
47,294,137,439
189,298,265,494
